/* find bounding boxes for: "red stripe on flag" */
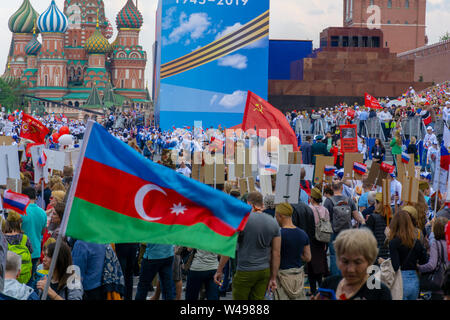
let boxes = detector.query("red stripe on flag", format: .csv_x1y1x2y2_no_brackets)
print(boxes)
75,158,237,237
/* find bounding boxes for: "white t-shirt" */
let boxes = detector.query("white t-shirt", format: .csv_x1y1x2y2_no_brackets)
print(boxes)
176,167,191,177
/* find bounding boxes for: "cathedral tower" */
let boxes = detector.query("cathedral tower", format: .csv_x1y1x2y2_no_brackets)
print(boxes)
111,0,147,102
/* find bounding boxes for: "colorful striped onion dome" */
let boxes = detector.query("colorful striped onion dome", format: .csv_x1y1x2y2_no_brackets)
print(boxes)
8,0,39,34
104,18,114,39
116,0,143,29
85,27,112,54
25,33,42,56
37,0,69,33
1,64,16,85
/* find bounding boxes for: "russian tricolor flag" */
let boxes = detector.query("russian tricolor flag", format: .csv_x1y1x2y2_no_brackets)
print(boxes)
441,144,449,171
324,165,336,176
3,190,30,215
37,150,47,168
353,162,367,176
401,152,411,164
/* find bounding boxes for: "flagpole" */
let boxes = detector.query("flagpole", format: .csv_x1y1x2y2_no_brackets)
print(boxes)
41,120,95,300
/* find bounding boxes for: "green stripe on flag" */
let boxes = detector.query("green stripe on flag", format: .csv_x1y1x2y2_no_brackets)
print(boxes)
65,198,238,257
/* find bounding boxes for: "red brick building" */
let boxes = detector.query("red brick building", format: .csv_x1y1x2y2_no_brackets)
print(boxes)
343,0,427,54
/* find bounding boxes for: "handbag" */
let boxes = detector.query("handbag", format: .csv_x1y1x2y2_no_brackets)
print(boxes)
420,241,447,292
378,258,403,300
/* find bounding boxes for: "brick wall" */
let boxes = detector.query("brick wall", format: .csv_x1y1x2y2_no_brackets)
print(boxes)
398,40,450,83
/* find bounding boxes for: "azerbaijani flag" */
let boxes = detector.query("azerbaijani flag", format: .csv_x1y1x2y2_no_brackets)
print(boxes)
62,122,251,257
401,152,411,164
324,165,336,176
3,190,30,215
353,162,367,176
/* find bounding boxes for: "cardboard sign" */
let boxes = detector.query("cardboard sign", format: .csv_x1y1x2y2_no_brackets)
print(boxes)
0,145,21,185
396,154,415,178
340,124,358,153
343,153,364,180
401,176,419,204
0,136,14,146
204,153,225,186
191,164,205,182
239,177,256,195
275,165,301,205
288,152,302,164
313,156,335,184
366,162,380,186
6,178,22,194
382,179,393,223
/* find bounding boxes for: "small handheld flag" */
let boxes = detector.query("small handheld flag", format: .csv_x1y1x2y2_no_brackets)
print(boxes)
353,162,367,176
324,165,336,176
380,162,395,174
37,150,47,168
2,190,30,215
401,152,410,164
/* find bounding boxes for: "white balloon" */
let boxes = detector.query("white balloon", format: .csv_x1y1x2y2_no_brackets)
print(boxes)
58,134,74,146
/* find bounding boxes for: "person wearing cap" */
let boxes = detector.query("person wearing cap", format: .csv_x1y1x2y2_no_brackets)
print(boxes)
308,188,330,296
422,126,437,170
272,203,310,300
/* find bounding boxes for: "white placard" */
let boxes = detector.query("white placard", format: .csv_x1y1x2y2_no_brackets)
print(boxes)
45,149,66,172
0,145,20,185
259,170,273,197
30,145,49,184
65,149,81,169
279,145,294,165
274,165,301,205
228,163,236,182
301,164,315,181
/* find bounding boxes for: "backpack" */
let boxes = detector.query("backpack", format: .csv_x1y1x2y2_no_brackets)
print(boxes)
311,206,333,243
330,197,352,234
7,235,32,284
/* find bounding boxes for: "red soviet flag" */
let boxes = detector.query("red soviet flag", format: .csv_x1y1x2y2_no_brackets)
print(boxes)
365,93,383,109
20,113,49,144
242,91,299,151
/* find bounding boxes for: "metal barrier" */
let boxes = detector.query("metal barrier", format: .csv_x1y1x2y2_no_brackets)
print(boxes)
365,117,385,141
294,118,325,137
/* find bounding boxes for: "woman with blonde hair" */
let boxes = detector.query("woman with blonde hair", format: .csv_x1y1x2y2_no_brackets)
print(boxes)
388,211,427,300
313,229,392,300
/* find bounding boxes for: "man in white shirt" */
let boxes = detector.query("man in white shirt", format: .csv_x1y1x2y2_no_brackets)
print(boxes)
176,161,191,178
377,108,393,141
422,126,438,169
390,173,402,209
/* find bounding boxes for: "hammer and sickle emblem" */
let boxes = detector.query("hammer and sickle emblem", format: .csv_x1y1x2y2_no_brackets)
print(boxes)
254,103,264,114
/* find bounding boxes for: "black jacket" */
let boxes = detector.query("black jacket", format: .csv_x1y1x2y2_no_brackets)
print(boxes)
291,202,315,242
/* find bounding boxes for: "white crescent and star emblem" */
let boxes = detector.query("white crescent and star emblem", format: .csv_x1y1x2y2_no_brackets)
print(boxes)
134,184,188,221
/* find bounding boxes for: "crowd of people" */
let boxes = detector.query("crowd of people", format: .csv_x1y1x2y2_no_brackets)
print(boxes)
0,82,449,301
